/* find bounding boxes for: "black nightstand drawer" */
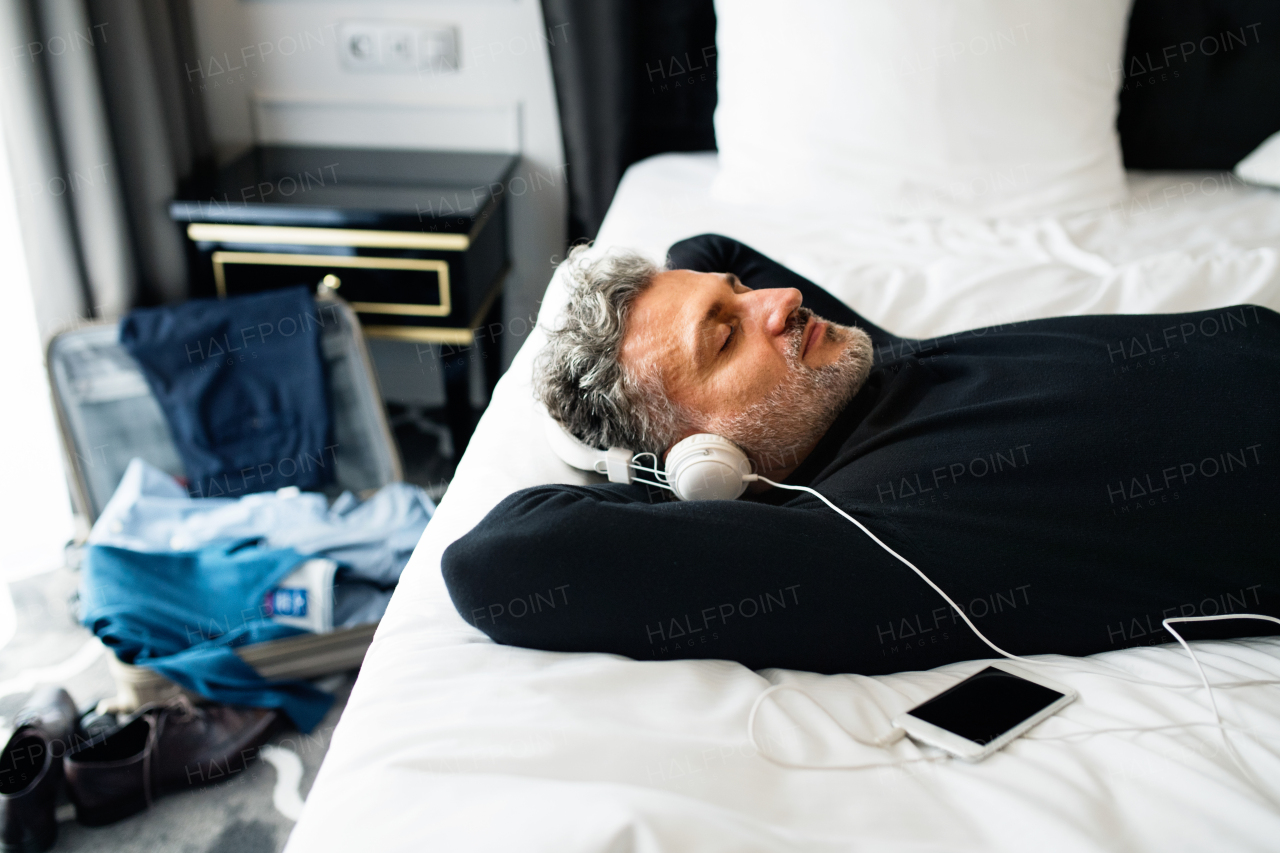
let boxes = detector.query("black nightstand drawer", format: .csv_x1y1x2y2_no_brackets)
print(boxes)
170,146,518,459
212,251,450,319
171,146,516,346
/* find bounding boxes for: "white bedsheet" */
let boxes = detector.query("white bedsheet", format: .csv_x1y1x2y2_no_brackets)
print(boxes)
287,155,1280,852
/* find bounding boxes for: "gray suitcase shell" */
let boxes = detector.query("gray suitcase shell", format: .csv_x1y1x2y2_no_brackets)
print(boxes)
46,291,402,711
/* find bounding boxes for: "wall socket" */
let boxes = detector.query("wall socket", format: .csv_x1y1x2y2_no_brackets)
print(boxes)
338,20,459,74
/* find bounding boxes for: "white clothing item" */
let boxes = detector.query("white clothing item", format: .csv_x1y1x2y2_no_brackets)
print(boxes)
267,559,338,634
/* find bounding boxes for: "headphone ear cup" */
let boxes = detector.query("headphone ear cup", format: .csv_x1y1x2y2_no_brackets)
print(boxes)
664,434,753,500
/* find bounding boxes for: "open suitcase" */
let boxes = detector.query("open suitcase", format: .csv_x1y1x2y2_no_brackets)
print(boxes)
46,290,403,711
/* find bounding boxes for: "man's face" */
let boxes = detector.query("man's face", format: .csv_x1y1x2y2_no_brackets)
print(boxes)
619,269,874,469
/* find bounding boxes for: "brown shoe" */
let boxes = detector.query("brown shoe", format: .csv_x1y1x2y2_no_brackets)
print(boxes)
0,688,79,853
63,701,278,826
152,702,278,796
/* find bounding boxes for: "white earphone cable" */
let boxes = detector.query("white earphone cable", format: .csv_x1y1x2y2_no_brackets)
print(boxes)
745,475,1280,776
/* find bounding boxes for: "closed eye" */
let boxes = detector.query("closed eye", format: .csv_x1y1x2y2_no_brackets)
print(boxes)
720,323,736,352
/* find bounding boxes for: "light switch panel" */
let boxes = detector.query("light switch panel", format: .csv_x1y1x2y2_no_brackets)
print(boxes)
338,21,459,74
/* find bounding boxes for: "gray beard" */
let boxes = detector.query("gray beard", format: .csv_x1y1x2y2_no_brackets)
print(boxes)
700,308,874,473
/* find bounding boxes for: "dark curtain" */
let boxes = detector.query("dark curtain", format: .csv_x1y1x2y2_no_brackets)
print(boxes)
539,0,717,243
84,0,213,305
2,0,113,334
1118,0,1280,169
0,0,211,338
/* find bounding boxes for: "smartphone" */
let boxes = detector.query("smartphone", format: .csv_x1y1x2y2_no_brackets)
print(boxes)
891,663,1076,762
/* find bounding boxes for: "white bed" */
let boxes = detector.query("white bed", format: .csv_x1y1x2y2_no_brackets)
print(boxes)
286,154,1280,852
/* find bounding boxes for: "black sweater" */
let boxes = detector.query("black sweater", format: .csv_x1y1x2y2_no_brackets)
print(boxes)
443,234,1279,675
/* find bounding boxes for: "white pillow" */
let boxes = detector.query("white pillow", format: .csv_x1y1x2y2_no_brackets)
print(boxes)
1235,130,1280,190
711,0,1132,218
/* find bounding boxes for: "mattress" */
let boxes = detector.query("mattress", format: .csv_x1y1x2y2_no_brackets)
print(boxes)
287,154,1280,852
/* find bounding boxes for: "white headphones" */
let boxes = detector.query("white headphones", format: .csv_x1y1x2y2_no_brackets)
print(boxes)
543,416,755,501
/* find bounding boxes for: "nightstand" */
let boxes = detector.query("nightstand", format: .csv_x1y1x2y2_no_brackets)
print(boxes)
170,145,518,458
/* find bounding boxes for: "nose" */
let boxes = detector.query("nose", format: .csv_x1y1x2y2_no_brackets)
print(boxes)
750,287,803,337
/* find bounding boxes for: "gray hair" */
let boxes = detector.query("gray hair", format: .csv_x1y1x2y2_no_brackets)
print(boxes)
534,244,687,456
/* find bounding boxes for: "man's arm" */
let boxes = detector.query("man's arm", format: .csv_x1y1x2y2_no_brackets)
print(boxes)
667,234,900,350
441,483,955,676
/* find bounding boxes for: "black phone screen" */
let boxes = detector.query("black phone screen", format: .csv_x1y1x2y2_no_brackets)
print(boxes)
908,666,1064,745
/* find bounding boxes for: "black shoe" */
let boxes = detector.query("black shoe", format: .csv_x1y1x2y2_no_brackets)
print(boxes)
64,699,278,827
0,687,79,853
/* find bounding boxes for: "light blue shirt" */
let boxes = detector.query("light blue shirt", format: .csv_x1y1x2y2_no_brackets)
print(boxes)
89,458,435,588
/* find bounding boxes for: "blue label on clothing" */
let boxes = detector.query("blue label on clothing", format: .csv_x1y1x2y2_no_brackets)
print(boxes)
266,588,308,617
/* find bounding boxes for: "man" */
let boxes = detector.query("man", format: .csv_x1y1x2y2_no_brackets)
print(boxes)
443,234,1279,675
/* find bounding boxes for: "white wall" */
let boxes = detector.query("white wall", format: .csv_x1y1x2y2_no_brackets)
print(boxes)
185,0,567,368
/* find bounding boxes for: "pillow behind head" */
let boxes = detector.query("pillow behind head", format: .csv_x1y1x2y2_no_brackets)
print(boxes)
711,0,1133,218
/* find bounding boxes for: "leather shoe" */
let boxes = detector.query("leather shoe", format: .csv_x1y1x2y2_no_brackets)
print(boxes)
0,687,79,853
64,700,277,826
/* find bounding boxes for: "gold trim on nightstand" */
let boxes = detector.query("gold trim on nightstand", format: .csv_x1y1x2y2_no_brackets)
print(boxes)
212,251,451,317
189,223,469,251
360,263,510,345
360,326,476,345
